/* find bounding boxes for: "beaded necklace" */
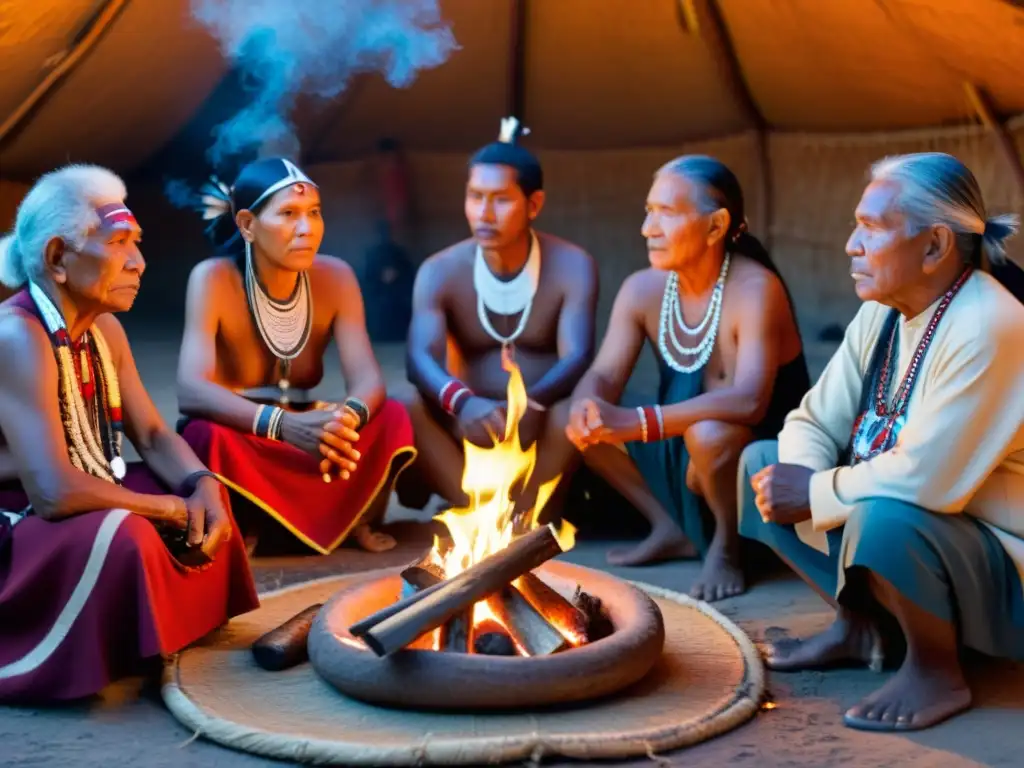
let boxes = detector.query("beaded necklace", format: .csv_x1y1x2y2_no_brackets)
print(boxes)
28,283,126,482
474,232,541,347
657,253,731,374
848,267,973,465
244,241,312,402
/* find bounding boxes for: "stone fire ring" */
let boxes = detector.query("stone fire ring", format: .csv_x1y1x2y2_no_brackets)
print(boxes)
161,564,765,765
308,560,665,710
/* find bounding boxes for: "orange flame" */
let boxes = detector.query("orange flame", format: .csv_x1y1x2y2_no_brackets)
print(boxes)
432,349,575,618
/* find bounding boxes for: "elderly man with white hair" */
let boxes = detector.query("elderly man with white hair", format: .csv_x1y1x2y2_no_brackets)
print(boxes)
739,152,1024,732
0,164,258,703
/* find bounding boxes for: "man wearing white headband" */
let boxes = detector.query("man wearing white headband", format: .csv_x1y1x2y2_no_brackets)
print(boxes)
740,152,1024,731
400,118,598,518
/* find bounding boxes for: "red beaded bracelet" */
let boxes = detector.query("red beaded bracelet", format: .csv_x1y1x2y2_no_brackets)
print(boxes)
439,379,473,415
637,404,664,443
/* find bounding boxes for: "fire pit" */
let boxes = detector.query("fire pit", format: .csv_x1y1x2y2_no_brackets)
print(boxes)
307,558,665,710
164,353,763,762
308,352,666,709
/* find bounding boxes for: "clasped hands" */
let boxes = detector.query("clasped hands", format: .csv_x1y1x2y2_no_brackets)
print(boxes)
280,403,362,480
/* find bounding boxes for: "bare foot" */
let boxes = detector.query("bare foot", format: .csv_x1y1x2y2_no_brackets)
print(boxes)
352,524,397,553
764,610,882,672
607,525,697,566
689,547,745,602
843,657,972,731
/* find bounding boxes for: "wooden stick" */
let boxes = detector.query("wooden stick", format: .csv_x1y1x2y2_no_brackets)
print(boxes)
400,562,472,653
400,562,445,596
0,0,130,150
682,0,773,249
349,578,446,637
506,0,527,119
251,603,323,671
965,82,1024,198
439,609,473,654
486,585,569,656
358,524,566,656
516,572,588,643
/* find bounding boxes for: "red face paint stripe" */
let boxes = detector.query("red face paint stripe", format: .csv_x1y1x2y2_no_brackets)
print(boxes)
95,203,138,229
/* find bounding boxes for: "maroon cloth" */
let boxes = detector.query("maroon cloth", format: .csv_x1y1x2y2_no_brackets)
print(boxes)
0,464,259,703
181,399,416,554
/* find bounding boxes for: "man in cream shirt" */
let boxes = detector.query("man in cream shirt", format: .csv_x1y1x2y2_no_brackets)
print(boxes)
738,152,1024,733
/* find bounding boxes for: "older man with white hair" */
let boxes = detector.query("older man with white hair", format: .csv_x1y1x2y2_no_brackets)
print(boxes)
0,164,258,703
738,152,1024,732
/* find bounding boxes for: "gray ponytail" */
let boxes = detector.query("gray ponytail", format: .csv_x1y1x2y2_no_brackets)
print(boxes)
0,234,27,289
982,213,1021,265
870,152,1019,267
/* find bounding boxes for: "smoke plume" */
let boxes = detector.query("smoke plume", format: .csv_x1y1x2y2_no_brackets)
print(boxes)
189,0,458,166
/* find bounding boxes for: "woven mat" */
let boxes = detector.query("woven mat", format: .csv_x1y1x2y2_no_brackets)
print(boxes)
162,569,765,765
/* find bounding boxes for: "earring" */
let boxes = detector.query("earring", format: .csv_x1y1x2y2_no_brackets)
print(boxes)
245,239,252,263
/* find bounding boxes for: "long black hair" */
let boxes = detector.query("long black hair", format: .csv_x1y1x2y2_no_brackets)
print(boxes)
658,154,780,278
659,155,808,350
196,157,319,259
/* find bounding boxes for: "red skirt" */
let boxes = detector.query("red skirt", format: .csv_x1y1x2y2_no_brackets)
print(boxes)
181,398,416,554
0,464,259,703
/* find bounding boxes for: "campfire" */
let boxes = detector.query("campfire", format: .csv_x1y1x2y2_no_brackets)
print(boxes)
348,352,610,658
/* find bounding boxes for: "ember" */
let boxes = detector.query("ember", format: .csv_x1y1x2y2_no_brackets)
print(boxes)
349,352,607,657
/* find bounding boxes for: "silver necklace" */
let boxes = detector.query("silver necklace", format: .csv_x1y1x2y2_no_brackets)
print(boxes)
474,232,541,346
657,253,731,374
244,241,312,395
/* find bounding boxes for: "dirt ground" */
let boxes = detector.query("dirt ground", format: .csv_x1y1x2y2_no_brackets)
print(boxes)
1,338,1021,767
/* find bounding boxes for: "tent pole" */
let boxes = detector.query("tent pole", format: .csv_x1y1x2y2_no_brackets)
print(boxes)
507,0,528,120
965,83,1024,199
683,0,773,250
0,0,129,152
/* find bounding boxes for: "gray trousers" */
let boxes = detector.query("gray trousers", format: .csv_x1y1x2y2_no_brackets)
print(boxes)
738,440,1024,661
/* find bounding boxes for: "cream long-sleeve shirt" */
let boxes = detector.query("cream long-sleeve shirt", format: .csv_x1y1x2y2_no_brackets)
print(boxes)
778,270,1024,584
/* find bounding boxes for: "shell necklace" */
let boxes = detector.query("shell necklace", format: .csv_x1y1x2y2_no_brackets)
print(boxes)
657,253,731,374
28,282,126,482
244,241,312,400
474,232,541,347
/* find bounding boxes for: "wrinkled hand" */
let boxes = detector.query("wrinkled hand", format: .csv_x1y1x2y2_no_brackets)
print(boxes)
161,495,190,532
456,397,508,447
751,463,813,525
565,397,641,450
189,477,233,562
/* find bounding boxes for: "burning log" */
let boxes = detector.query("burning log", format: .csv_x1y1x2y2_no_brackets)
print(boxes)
473,620,517,656
354,523,566,657
439,610,473,653
486,585,569,656
400,561,472,653
516,572,588,643
348,579,446,637
400,561,445,597
573,586,615,642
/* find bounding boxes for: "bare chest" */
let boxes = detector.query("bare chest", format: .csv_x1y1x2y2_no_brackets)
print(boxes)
642,288,740,389
445,279,564,359
215,293,334,390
